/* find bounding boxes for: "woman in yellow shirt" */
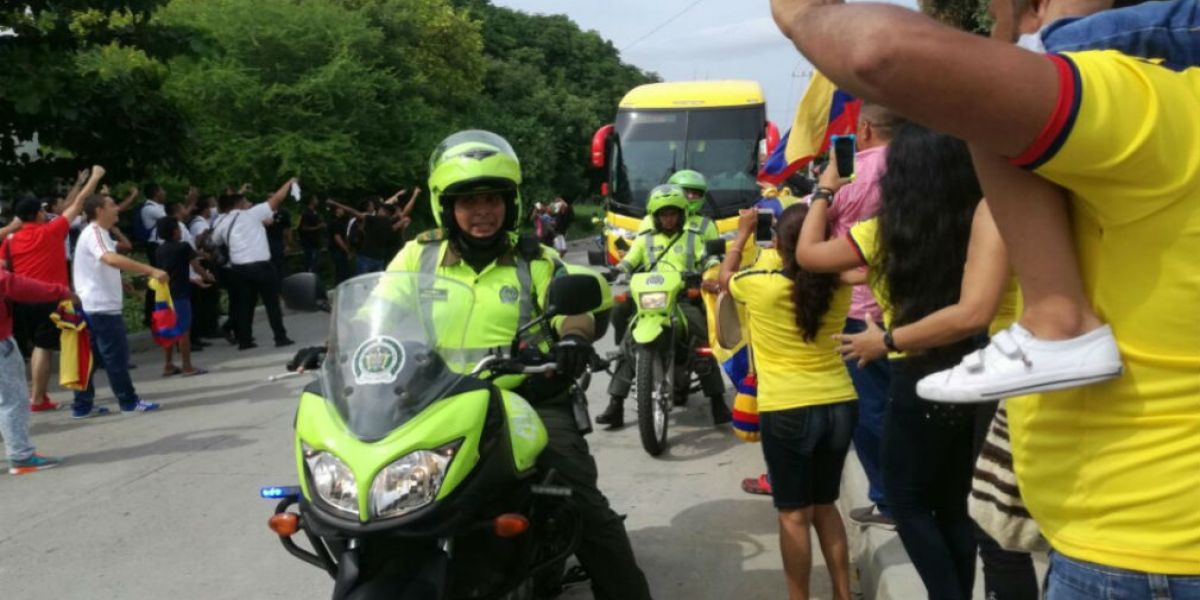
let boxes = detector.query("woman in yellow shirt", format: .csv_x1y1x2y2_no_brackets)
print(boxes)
719,204,856,600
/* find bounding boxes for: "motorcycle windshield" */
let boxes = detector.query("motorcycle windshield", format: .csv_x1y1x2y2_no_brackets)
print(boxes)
322,272,475,441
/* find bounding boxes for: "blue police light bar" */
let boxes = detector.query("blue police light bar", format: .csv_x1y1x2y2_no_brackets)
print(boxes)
261,485,302,499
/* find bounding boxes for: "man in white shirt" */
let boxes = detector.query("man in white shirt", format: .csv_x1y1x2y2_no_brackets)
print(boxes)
71,193,168,418
210,178,296,350
138,183,168,257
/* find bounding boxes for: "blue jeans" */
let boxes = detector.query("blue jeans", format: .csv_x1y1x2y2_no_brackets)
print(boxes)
760,401,857,509
1043,0,1200,68
1046,551,1200,600
0,338,35,461
843,318,891,513
356,255,386,275
73,312,141,411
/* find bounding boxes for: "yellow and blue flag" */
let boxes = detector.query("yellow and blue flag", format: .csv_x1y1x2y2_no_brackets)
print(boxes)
760,70,862,185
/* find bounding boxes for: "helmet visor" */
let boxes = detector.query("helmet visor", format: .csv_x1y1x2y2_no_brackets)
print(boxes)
429,130,518,173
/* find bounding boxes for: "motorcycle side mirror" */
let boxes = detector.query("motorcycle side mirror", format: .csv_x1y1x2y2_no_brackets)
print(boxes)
587,249,608,267
705,239,727,258
281,273,329,312
545,274,604,318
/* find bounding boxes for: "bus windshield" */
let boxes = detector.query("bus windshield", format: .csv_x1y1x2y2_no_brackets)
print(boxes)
611,106,763,219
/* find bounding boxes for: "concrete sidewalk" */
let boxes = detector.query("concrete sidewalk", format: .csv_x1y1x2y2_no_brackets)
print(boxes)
838,450,1048,599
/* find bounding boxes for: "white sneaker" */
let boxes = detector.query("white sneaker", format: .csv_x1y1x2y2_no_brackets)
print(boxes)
916,324,1123,403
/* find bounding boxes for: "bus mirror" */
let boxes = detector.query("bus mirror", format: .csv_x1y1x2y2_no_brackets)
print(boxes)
765,121,781,155
591,124,613,169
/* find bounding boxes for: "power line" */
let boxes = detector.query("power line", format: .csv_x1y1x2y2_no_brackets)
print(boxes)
620,0,708,52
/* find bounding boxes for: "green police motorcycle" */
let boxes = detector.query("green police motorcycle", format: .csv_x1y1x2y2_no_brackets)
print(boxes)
263,271,603,600
627,266,695,456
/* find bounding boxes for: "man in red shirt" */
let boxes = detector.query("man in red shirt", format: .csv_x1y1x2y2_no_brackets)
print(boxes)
0,268,73,473
0,166,102,412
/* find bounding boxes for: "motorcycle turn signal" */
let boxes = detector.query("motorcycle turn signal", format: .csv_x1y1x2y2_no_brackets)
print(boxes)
493,513,530,538
269,512,300,537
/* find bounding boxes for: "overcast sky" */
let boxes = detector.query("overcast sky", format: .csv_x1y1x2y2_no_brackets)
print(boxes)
491,0,918,126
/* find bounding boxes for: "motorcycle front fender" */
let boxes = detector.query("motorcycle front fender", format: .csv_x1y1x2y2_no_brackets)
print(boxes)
632,314,668,345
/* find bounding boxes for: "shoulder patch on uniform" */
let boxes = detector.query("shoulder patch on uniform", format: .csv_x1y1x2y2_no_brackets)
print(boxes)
416,229,445,244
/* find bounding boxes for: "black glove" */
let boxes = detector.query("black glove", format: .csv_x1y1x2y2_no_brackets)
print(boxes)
554,334,593,379
602,268,620,283
287,346,327,372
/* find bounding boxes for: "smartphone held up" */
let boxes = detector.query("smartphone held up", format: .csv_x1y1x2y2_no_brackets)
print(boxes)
831,134,856,181
755,209,774,247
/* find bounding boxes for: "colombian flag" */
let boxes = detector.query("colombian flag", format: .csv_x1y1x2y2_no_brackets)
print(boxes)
702,254,760,442
759,70,862,185
148,279,185,347
51,300,92,391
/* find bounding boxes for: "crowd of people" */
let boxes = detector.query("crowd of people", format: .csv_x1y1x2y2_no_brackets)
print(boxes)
0,0,1195,598
0,167,428,475
724,0,1196,598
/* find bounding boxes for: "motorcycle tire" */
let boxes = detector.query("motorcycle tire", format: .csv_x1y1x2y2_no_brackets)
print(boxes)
636,346,670,456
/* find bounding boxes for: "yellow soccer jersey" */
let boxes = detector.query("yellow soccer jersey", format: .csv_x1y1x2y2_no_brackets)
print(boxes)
1006,50,1200,574
727,249,855,411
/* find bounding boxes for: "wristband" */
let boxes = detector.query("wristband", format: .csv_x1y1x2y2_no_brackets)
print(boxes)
812,189,835,204
883,329,900,353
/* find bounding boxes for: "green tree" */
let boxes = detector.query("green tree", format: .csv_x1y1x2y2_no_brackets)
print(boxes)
158,0,485,196
0,1,188,188
454,0,657,205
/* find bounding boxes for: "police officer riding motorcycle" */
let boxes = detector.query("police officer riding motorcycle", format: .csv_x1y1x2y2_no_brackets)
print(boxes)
595,184,730,431
280,130,651,599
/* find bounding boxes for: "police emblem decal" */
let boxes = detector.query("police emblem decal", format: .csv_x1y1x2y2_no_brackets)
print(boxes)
351,336,406,385
499,285,519,304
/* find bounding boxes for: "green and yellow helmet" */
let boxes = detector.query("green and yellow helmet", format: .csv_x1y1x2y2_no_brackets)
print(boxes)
427,130,522,231
645,184,689,217
668,169,708,213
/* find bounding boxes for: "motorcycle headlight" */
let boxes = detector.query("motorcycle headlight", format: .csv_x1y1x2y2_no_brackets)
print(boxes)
638,291,668,310
303,444,359,517
369,443,458,519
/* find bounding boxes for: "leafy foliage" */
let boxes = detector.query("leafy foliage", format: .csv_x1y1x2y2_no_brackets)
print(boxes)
2,0,656,209
0,1,189,189
457,0,657,204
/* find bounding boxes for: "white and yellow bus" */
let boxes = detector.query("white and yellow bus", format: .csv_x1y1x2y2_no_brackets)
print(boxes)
590,80,780,264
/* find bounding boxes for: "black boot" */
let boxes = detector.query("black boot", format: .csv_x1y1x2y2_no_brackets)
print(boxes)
595,396,625,429
710,395,732,426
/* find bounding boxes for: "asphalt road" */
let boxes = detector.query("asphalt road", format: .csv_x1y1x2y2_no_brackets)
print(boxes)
0,251,825,600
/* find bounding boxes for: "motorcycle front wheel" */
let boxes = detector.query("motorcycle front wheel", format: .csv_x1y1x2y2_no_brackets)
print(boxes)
636,346,671,456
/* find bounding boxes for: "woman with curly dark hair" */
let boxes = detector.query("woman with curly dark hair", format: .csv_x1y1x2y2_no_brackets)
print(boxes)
795,122,994,600
718,203,856,600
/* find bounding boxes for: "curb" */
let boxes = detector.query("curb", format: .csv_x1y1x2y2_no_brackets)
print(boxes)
838,449,1047,599
838,452,929,600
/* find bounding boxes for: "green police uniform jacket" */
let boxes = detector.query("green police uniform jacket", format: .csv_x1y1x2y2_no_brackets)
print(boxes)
618,222,717,274
638,213,719,242
382,230,593,376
